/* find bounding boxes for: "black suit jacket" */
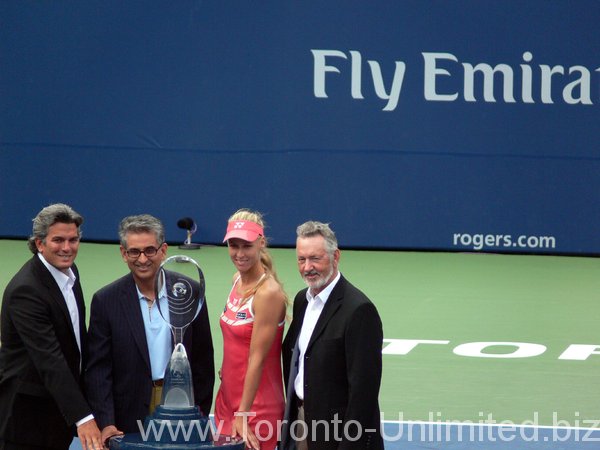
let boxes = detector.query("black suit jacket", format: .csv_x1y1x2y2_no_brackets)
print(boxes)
0,255,91,450
84,272,215,433
281,275,384,450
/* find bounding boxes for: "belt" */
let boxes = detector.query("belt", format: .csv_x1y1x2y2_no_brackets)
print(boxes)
152,379,164,387
297,399,304,407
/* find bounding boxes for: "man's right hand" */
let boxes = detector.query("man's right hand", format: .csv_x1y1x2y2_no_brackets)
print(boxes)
101,425,124,449
77,419,102,450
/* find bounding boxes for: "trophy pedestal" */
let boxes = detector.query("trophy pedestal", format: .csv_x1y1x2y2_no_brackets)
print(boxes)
178,243,202,249
109,406,244,449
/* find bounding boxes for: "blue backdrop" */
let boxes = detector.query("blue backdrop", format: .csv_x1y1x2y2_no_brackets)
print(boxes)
1,1,599,253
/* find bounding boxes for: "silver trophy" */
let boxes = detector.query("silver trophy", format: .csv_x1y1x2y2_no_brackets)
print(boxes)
155,255,205,407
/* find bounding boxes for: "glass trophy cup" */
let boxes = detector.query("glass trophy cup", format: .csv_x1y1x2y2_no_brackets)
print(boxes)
109,255,244,449
155,254,205,410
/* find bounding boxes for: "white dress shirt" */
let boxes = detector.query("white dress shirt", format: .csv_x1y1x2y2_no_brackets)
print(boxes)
294,271,341,400
37,253,81,352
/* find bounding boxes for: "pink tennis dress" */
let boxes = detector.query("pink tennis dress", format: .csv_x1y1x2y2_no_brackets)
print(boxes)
214,276,285,450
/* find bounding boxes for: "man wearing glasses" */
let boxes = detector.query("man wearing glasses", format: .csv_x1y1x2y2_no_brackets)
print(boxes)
84,215,215,446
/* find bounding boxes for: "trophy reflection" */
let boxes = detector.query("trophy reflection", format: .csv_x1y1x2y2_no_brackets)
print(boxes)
110,255,243,449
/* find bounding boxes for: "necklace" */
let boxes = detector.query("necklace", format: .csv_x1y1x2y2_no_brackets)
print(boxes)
145,297,156,320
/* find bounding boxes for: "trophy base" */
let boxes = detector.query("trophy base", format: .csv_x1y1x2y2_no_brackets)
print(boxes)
178,243,203,249
109,406,244,449
110,435,244,449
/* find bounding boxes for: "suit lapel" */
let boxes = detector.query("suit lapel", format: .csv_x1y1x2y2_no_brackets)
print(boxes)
71,265,87,335
287,291,309,381
292,290,309,339
120,275,152,372
34,257,78,340
70,265,87,371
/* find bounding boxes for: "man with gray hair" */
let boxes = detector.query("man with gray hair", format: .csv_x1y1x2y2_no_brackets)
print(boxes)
0,203,102,450
85,214,215,446
281,221,384,450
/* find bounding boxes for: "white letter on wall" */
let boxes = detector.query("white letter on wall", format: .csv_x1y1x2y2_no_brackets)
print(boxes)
368,60,406,111
423,52,459,101
311,49,348,98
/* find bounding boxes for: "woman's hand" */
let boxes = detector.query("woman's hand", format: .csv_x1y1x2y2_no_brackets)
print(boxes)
231,413,260,450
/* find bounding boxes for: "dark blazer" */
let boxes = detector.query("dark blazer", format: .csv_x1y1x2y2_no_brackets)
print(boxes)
281,275,384,450
84,272,215,433
0,256,91,450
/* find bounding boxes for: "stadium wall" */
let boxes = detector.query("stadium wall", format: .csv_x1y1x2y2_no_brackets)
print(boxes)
1,1,599,254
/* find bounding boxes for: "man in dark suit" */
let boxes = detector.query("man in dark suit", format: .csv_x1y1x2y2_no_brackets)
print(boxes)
0,203,102,450
85,214,215,445
281,221,384,450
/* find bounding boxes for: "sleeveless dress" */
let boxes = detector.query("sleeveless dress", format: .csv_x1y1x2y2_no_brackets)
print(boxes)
214,276,285,450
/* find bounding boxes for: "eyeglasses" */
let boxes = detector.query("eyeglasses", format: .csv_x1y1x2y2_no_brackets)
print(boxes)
125,245,162,259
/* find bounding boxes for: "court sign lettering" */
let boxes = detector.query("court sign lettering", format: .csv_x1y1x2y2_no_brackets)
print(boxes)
382,339,600,360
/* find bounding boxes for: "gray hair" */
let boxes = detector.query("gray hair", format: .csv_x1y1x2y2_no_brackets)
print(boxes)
118,214,165,247
28,203,83,254
296,221,338,256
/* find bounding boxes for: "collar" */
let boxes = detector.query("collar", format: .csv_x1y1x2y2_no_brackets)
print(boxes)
306,271,341,304
135,271,167,301
37,253,76,290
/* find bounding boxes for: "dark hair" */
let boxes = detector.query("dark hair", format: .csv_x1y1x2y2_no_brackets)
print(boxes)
28,204,83,254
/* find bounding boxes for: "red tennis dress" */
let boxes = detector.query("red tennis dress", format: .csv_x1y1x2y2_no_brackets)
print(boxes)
214,276,285,450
